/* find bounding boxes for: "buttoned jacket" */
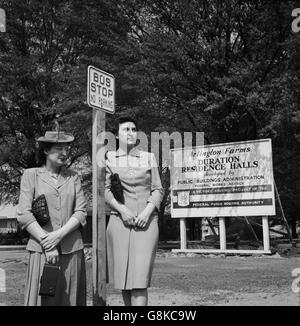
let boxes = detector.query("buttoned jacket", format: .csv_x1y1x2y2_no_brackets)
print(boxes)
105,148,164,216
17,167,87,254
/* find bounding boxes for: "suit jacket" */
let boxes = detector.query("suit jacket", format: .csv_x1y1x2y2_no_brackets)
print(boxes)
17,166,87,254
104,148,164,217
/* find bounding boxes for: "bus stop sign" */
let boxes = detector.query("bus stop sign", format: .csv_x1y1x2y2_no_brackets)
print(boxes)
87,65,115,114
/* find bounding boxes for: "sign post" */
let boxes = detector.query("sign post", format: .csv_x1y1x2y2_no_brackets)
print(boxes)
170,139,275,255
87,65,115,305
180,219,187,249
262,216,270,252
219,217,227,251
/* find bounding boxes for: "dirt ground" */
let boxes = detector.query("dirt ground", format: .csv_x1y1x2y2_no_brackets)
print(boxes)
0,249,299,306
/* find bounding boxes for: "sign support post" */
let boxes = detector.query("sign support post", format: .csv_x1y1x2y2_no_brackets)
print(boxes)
219,217,227,251
262,216,270,252
88,65,115,306
92,109,106,305
180,218,187,249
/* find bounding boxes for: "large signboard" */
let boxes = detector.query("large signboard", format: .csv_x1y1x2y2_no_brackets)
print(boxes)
171,139,275,218
87,65,115,114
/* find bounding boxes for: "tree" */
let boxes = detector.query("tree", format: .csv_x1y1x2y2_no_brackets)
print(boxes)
0,0,133,203
1,0,300,235
115,0,300,231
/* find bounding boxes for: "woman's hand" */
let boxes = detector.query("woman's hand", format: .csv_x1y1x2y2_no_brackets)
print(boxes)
120,206,136,227
134,211,151,229
40,229,63,252
44,247,59,265
134,203,156,229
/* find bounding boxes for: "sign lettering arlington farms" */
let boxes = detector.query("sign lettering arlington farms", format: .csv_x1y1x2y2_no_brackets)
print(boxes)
170,139,275,218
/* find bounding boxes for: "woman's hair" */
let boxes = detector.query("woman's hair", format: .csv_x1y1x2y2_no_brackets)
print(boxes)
114,116,139,149
36,142,56,166
114,116,138,135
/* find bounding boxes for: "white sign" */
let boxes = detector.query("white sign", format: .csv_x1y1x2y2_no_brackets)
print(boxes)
171,139,275,218
87,65,115,114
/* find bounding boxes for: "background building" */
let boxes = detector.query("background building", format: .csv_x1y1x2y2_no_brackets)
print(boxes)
0,204,17,234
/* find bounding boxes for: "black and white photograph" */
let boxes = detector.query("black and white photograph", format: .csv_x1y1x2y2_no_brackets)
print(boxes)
0,0,300,312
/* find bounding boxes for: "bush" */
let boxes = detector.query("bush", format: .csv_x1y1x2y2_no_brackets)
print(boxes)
0,226,29,245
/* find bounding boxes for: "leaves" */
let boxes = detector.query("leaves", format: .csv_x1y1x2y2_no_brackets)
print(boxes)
0,0,299,228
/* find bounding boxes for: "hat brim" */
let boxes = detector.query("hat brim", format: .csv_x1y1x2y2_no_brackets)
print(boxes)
36,136,74,143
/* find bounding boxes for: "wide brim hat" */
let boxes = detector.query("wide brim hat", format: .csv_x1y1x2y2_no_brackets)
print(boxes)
37,131,74,143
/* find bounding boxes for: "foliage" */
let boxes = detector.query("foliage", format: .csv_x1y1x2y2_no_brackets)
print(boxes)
0,0,299,231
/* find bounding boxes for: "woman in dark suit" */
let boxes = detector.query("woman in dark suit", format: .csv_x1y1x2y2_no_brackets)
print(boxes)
105,117,164,306
17,130,87,306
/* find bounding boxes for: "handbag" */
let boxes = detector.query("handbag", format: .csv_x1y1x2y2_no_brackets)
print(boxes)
110,173,124,203
39,263,61,297
32,194,50,226
31,168,50,227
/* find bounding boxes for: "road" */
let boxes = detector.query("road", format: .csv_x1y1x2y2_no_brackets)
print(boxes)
0,250,299,306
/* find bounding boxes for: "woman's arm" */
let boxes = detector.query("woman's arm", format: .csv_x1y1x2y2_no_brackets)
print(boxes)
104,153,136,226
40,173,87,251
146,153,164,210
69,173,87,227
25,221,48,243
40,217,80,251
104,153,118,207
59,217,81,237
135,153,164,228
17,169,48,241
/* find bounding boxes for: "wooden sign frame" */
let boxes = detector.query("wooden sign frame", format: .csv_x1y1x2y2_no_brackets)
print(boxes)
170,139,277,255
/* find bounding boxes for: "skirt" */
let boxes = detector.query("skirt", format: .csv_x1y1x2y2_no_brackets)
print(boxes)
106,213,158,290
24,249,86,306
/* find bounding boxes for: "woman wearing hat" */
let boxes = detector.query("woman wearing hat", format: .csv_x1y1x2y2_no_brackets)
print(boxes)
17,130,87,306
104,117,164,306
